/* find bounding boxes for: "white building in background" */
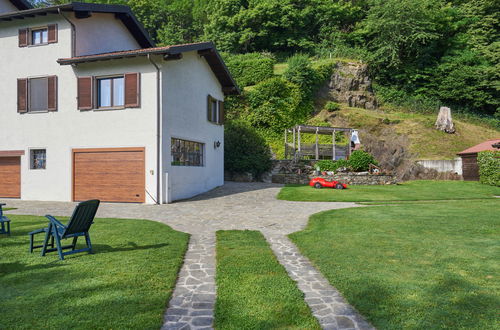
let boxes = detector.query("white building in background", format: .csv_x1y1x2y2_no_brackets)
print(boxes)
0,0,239,204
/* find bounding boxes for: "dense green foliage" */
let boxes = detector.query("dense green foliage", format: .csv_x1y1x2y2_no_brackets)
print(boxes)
324,101,340,112
348,150,378,171
1,215,189,328
478,151,500,186
215,230,321,329
290,199,500,329
223,53,275,88
34,0,499,117
224,121,272,177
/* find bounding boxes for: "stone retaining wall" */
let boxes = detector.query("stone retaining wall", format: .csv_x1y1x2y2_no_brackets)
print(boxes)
272,173,398,185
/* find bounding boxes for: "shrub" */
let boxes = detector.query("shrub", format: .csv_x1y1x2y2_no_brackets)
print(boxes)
348,150,378,172
477,151,500,186
325,101,340,112
283,54,319,98
224,121,272,178
247,77,311,134
224,53,276,88
315,159,350,172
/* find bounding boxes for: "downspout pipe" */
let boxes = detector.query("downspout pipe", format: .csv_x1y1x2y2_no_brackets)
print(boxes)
148,54,162,205
58,9,76,57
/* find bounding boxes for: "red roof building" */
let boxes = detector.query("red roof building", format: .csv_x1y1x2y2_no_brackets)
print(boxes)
457,139,500,181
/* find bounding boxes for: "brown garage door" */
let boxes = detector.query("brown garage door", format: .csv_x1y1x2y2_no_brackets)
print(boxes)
73,148,145,203
0,157,21,198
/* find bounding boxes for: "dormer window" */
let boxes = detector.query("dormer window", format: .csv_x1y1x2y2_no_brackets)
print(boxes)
31,28,48,45
19,25,58,47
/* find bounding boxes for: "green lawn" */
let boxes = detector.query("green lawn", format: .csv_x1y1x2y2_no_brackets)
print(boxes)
278,180,500,202
289,200,500,329
215,230,320,330
1,215,189,329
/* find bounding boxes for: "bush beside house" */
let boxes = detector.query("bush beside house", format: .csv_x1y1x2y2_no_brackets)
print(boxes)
478,151,500,186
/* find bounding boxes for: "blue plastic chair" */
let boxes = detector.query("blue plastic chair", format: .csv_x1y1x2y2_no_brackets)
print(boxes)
29,200,100,260
0,203,11,235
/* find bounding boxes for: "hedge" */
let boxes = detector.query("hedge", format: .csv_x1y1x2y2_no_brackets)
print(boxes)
224,53,276,88
477,151,500,186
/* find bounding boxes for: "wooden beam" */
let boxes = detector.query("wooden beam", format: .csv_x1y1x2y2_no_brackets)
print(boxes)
332,130,336,160
315,127,319,160
164,53,182,61
284,129,288,159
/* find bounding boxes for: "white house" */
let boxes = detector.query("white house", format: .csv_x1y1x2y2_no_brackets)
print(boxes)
0,0,239,204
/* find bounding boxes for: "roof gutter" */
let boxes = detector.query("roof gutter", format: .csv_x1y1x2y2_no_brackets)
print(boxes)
147,54,162,205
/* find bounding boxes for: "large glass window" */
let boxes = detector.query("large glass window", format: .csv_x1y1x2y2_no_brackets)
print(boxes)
98,77,124,108
31,28,48,45
171,138,204,167
29,77,48,112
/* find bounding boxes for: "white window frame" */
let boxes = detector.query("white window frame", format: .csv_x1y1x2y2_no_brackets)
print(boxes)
29,148,47,170
96,75,126,110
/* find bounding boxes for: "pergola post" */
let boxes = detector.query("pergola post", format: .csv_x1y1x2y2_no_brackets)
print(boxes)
297,127,301,160
284,129,288,159
315,127,319,160
332,130,336,160
348,129,353,159
292,127,296,159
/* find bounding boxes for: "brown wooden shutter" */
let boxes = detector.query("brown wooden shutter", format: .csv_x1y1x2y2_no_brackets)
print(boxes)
124,73,140,108
47,76,58,111
17,78,28,113
207,95,213,122
218,100,224,125
48,24,58,44
77,77,93,110
18,29,28,47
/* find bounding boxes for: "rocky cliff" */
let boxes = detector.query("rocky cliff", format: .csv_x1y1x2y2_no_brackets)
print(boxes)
322,62,378,110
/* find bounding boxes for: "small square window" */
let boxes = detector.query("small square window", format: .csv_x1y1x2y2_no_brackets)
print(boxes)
30,149,46,170
31,28,48,45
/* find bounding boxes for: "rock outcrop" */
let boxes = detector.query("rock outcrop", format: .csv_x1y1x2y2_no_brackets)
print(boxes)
326,62,378,110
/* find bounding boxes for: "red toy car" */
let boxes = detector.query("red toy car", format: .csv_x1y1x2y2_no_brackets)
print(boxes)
309,177,348,190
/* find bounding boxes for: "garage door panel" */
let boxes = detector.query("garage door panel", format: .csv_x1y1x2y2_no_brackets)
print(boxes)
0,157,21,198
73,149,145,203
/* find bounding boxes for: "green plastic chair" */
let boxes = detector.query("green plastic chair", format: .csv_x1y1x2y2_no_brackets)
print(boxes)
29,200,100,260
0,203,11,235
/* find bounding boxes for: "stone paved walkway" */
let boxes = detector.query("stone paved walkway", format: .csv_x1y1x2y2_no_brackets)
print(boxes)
2,182,372,330
266,234,374,330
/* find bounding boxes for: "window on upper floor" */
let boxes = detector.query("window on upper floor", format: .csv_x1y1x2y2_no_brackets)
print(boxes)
19,24,58,47
31,28,48,45
207,95,224,125
17,76,58,113
77,73,140,111
97,76,125,109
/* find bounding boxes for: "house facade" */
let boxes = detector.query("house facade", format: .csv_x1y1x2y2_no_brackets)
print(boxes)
0,1,239,204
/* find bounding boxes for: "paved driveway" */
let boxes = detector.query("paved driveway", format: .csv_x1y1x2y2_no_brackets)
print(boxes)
2,181,358,235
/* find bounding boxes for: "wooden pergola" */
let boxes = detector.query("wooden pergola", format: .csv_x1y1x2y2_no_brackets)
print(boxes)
285,125,354,160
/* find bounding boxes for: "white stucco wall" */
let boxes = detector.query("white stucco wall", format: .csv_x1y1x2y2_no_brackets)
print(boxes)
69,12,141,56
162,51,225,202
0,0,17,14
0,15,159,203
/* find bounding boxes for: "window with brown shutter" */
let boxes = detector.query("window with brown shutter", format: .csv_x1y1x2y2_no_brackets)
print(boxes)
207,95,213,122
78,77,93,110
18,29,28,47
47,24,57,44
47,76,57,111
124,73,140,108
218,100,225,125
17,79,28,113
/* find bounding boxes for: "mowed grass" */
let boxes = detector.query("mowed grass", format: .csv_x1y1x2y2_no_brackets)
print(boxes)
278,180,500,202
215,230,321,330
289,200,500,329
1,215,189,329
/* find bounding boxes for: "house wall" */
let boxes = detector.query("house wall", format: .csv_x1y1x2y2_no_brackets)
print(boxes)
0,0,17,14
0,15,159,203
162,51,225,202
69,12,140,56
